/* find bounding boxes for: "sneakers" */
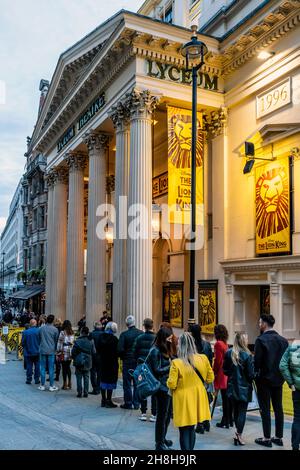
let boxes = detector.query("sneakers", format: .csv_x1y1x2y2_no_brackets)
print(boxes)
149,415,156,423
38,385,46,391
49,386,59,392
139,414,147,421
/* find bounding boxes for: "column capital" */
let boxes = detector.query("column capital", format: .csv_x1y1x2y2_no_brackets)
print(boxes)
109,102,131,132
84,131,110,154
125,89,160,121
203,107,228,138
65,152,87,172
45,170,56,190
53,167,69,185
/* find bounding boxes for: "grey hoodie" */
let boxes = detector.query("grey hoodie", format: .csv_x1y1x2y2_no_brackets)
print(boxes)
38,324,59,355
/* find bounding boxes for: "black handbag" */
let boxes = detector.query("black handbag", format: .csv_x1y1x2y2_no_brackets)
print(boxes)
189,359,214,404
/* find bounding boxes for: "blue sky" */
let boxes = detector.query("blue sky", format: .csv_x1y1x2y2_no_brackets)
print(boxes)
0,0,144,234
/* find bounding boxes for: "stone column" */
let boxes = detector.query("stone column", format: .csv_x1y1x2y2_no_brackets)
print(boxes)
126,90,159,329
51,168,68,320
84,132,110,327
45,171,55,315
65,153,86,325
110,103,130,329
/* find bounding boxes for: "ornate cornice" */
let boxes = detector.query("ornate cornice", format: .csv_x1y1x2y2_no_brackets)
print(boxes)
124,89,160,120
65,152,87,172
221,257,300,273
84,131,110,154
203,107,228,137
44,170,56,190
218,0,300,76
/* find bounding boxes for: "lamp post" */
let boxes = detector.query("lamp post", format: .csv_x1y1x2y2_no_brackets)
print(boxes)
181,25,208,325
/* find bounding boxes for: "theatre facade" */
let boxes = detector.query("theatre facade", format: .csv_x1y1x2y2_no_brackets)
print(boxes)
28,4,300,343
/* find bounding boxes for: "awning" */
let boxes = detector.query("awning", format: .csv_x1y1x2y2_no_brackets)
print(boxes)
10,285,45,300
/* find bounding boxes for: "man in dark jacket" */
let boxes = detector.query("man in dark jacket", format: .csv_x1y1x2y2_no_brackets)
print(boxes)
21,319,40,384
89,322,103,395
118,315,143,409
254,314,289,448
133,318,156,421
72,326,96,398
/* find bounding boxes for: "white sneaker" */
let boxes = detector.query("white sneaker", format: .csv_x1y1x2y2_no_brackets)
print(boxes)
149,415,156,422
139,414,147,421
38,385,45,391
49,386,59,392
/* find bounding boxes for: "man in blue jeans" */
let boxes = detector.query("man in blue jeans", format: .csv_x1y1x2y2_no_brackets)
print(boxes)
118,315,143,409
38,314,59,391
21,319,40,384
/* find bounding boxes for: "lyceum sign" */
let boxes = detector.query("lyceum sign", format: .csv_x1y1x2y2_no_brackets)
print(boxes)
146,60,219,91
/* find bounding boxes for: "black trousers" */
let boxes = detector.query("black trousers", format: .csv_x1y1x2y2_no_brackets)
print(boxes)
90,362,101,393
179,426,196,451
220,389,233,426
141,395,157,415
231,399,248,434
61,360,72,382
155,390,172,446
292,390,300,450
256,384,284,439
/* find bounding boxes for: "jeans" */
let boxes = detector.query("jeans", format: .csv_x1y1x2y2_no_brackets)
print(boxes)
155,390,172,447
179,426,196,451
256,384,284,439
75,369,89,395
231,399,248,434
122,361,139,407
40,354,55,387
292,390,300,450
220,389,233,426
25,355,40,383
141,395,157,415
61,360,72,383
90,361,101,393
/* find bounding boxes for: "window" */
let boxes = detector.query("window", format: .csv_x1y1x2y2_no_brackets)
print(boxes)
161,4,173,24
33,245,37,269
39,206,45,229
33,209,38,231
40,244,44,268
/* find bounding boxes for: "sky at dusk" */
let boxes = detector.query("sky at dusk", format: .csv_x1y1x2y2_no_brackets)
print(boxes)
0,0,144,234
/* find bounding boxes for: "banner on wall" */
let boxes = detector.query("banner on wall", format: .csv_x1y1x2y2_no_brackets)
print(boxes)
198,280,218,336
167,106,204,225
255,157,291,255
163,282,184,328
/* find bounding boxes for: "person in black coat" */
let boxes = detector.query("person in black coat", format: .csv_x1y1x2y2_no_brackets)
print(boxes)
89,322,103,395
117,315,143,409
223,332,255,446
189,324,213,434
133,318,156,421
254,314,289,448
97,322,119,408
148,326,173,451
72,327,96,398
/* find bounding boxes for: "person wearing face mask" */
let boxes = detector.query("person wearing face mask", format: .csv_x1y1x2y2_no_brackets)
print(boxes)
254,314,288,448
279,338,300,451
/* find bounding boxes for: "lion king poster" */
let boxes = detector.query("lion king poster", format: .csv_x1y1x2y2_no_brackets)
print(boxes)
198,281,218,335
162,283,183,328
167,106,204,225
255,157,291,255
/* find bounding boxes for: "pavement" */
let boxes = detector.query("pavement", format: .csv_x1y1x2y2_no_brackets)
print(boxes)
0,355,294,451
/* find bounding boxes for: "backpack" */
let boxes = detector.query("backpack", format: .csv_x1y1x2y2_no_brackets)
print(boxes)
130,349,160,401
74,351,91,370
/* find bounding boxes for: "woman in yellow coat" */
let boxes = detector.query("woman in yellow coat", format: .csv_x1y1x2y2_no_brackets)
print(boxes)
167,332,214,450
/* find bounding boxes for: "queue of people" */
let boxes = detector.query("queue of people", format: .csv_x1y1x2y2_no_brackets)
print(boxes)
19,311,300,451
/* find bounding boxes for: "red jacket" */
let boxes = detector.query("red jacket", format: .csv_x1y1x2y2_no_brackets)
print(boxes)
213,340,228,390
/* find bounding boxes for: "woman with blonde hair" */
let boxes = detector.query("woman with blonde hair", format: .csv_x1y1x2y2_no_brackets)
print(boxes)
167,332,214,450
223,332,255,446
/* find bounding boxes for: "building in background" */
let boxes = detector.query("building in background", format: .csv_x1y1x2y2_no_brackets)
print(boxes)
0,180,24,295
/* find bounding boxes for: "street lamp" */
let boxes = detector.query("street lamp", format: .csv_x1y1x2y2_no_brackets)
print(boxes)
181,25,208,325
